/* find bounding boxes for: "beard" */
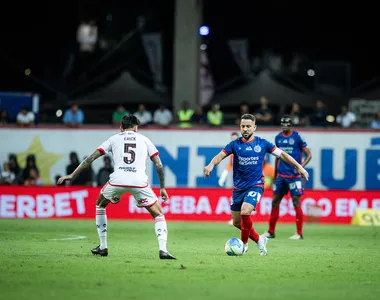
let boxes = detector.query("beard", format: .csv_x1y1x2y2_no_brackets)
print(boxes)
242,132,253,140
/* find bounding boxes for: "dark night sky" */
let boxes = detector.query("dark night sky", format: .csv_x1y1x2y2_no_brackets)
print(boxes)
0,0,379,101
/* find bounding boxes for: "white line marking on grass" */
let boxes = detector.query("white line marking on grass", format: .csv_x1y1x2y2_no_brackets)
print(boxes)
1,231,87,241
49,235,87,241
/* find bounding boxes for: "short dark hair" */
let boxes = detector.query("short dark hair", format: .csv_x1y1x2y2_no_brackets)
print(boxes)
231,132,239,137
241,113,256,122
121,114,140,129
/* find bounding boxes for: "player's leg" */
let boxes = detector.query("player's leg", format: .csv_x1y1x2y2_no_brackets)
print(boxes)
134,186,176,259
262,177,288,238
231,210,260,243
91,193,111,256
289,178,304,239
241,187,268,256
262,194,284,238
91,182,123,256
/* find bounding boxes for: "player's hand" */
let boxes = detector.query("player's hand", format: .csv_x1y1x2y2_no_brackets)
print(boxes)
160,188,169,201
296,166,309,181
57,175,73,185
204,164,214,178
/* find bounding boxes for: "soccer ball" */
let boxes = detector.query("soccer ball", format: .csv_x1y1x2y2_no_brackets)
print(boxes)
225,238,244,256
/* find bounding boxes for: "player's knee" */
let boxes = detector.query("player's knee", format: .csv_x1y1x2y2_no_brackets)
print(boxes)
292,197,301,207
272,196,282,207
145,202,163,218
96,195,109,208
232,220,240,228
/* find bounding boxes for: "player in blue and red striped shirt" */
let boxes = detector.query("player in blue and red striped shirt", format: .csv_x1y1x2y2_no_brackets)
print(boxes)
204,114,309,256
262,115,312,240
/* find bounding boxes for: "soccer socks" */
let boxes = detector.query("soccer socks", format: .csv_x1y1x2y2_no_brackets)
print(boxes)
154,215,168,252
295,206,303,236
96,206,108,249
268,205,280,234
241,215,260,244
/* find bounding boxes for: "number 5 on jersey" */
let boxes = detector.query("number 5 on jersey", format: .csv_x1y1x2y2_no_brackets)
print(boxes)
124,143,136,164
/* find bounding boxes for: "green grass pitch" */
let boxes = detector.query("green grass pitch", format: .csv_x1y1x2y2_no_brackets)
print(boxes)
0,219,379,300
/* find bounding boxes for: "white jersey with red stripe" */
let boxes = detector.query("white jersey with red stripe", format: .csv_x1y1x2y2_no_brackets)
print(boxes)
97,130,159,187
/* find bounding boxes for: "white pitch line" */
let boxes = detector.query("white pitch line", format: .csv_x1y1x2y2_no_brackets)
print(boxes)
49,235,87,241
0,231,87,241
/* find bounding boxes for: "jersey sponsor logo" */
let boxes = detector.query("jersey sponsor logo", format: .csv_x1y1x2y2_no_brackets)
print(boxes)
238,156,259,165
254,145,261,153
118,166,137,172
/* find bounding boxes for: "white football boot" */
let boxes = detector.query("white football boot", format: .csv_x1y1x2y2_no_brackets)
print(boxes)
257,236,268,256
289,233,303,240
243,243,249,254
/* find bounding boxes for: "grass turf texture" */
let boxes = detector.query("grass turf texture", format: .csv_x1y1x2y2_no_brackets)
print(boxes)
0,219,379,300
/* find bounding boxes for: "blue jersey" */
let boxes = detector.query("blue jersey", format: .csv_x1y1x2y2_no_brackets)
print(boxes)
275,131,307,178
223,136,277,190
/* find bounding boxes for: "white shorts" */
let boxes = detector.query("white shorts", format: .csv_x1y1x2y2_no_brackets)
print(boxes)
101,181,158,207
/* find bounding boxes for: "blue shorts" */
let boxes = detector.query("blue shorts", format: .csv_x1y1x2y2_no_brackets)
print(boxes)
231,186,264,212
274,176,304,196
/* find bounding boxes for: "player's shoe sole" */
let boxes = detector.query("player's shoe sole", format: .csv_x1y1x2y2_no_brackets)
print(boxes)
159,250,176,260
289,233,303,240
91,245,108,257
261,231,275,238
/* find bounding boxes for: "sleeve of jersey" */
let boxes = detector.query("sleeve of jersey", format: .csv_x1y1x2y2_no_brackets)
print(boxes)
299,134,308,150
146,138,159,160
222,142,233,156
97,139,111,155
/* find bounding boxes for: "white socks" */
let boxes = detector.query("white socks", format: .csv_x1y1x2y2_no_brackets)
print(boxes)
96,206,108,250
154,215,168,252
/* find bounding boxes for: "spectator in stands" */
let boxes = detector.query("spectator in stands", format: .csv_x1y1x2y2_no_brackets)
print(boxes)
8,154,21,183
16,107,35,127
191,105,206,125
24,168,43,186
177,101,194,128
310,100,328,127
336,105,356,128
66,152,93,186
63,104,84,127
112,105,129,126
370,111,380,129
289,102,306,126
133,104,152,126
22,154,40,184
0,109,8,125
0,162,15,185
235,103,250,125
275,104,287,125
255,96,273,125
97,156,113,186
207,104,223,127
153,104,173,128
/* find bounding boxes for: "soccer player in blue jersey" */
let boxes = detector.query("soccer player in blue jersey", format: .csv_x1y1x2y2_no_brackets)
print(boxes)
204,114,309,256
262,115,312,240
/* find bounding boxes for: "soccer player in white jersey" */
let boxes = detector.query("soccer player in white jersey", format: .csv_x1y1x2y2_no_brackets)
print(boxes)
57,115,176,259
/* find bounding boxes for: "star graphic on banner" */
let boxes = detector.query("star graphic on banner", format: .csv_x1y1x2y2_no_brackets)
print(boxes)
17,136,63,185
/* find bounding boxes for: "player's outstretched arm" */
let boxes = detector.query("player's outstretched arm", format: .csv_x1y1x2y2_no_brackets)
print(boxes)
279,151,309,180
204,151,227,178
57,149,103,184
152,155,169,201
